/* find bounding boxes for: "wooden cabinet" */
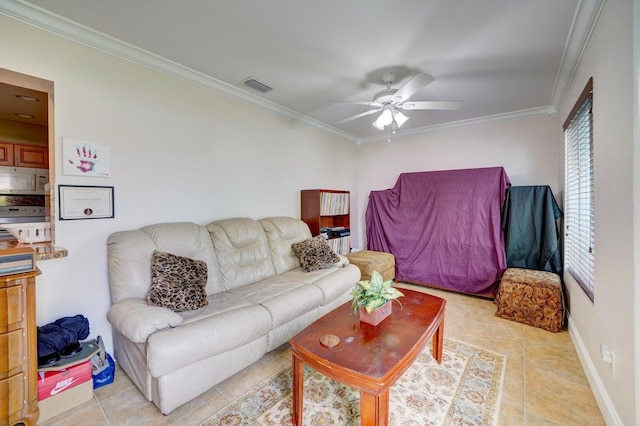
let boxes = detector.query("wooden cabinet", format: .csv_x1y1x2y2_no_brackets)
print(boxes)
0,269,40,426
0,142,48,169
301,189,351,255
15,145,48,169
0,143,15,166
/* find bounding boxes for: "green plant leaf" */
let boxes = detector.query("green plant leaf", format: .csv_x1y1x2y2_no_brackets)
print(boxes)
351,270,404,314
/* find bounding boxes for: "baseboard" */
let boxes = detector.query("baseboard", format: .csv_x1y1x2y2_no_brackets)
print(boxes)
567,315,623,425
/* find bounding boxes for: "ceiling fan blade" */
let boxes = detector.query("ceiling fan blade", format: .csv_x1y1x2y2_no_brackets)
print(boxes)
332,100,381,107
392,73,435,103
336,108,381,124
399,100,462,110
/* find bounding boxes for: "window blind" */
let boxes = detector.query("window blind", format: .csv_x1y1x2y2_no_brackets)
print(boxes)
564,79,594,301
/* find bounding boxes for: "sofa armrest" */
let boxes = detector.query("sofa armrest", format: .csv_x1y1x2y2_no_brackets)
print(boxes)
335,254,349,268
107,298,183,343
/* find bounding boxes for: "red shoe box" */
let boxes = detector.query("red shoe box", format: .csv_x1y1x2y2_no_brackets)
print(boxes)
37,360,94,423
38,360,92,401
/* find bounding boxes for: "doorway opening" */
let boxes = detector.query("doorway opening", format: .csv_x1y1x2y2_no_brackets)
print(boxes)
0,68,55,245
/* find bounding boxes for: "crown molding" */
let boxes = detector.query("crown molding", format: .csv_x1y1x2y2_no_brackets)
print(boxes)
357,106,557,144
0,0,358,143
549,0,606,110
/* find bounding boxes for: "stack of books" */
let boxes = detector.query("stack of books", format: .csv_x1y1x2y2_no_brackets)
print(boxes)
326,235,350,255
320,192,349,215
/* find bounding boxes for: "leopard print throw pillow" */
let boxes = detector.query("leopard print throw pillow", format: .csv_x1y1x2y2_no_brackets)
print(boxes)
291,236,340,272
147,251,208,312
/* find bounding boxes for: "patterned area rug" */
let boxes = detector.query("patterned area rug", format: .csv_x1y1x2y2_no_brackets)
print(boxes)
201,339,505,426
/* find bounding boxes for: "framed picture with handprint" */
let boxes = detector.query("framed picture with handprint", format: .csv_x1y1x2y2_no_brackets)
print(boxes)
59,185,114,220
62,137,110,177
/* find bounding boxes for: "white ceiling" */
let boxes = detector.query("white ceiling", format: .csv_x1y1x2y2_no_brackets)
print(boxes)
2,0,603,142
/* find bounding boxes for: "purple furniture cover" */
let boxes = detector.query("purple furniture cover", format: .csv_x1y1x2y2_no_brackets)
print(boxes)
365,167,511,296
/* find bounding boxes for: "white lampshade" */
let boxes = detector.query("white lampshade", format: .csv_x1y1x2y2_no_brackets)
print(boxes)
393,110,409,127
373,108,393,129
372,120,385,130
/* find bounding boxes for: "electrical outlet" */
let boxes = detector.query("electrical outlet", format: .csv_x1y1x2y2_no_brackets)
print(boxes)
601,343,616,379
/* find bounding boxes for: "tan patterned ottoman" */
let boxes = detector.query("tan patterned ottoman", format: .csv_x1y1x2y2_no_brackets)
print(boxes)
345,250,395,282
495,268,565,332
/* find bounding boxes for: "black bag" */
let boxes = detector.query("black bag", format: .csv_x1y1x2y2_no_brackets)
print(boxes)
37,314,90,366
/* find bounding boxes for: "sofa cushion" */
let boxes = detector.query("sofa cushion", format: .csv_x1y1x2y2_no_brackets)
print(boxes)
228,275,324,329
141,222,225,296
147,251,208,312
291,236,340,272
259,217,312,274
280,263,361,305
207,218,276,290
146,292,271,377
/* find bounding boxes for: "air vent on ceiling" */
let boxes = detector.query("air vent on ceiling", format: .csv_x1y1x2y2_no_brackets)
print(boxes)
242,78,273,93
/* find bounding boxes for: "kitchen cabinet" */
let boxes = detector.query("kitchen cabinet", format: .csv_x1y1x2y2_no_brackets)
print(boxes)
0,143,14,167
15,145,48,169
0,268,40,426
0,142,48,169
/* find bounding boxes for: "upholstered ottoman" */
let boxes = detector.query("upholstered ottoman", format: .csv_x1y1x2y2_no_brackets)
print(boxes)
495,268,565,332
345,250,395,282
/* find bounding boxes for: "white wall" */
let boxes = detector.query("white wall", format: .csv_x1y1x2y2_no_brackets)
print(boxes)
558,1,635,424
0,16,358,356
352,114,561,249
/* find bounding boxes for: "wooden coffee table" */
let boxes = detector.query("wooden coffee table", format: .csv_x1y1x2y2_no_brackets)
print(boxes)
289,288,445,426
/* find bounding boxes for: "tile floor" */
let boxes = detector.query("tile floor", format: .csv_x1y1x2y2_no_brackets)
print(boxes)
37,283,605,425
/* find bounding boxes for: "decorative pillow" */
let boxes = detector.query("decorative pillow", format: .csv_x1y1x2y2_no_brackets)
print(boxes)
147,251,208,312
291,236,341,272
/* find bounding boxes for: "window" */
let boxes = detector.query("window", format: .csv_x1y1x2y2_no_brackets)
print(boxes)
563,78,594,301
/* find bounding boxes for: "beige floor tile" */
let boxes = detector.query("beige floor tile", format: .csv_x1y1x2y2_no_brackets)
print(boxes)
498,402,525,425
94,363,134,401
525,341,589,386
525,369,604,425
99,386,171,426
501,356,524,409
525,412,562,425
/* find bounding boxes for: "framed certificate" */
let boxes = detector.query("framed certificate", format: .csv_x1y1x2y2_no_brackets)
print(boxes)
59,185,114,220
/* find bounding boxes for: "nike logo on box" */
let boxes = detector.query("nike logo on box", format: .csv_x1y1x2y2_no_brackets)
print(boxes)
50,377,79,395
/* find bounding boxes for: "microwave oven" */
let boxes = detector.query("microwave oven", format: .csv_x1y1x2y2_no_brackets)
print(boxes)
0,166,49,195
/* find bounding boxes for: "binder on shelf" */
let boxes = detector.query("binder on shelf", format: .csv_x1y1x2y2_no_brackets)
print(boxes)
327,235,350,255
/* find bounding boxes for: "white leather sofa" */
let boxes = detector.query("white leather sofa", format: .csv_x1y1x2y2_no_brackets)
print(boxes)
106,216,360,414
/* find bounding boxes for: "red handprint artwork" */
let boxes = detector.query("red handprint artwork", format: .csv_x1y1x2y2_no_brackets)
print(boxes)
68,144,98,173
63,138,110,177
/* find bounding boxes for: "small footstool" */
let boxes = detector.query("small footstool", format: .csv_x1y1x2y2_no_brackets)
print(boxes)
345,250,395,282
495,268,565,332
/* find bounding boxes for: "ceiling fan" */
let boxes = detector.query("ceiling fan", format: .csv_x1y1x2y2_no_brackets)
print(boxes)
336,71,462,134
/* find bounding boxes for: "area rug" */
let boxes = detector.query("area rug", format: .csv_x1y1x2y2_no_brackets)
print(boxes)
201,339,506,426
